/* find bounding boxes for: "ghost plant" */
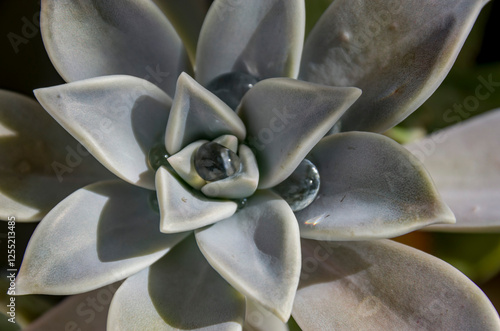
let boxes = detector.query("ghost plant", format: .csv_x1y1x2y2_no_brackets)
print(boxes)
1,0,500,330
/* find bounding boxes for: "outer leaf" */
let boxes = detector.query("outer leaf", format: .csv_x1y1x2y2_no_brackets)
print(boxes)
0,90,113,221
107,236,245,331
15,180,188,295
153,0,211,64
165,73,246,155
300,0,489,132
293,239,500,330
196,0,305,85
35,75,172,190
196,191,301,322
155,167,237,233
40,0,190,97
238,78,361,189
295,132,455,240
24,283,121,331
406,109,500,231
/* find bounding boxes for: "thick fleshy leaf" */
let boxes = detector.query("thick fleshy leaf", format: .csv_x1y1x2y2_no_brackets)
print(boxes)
15,180,188,295
40,0,189,97
153,0,211,64
300,0,489,132
107,236,245,331
0,90,114,221
244,300,289,331
202,144,259,199
35,75,172,190
167,140,208,190
165,73,246,155
295,132,455,240
155,166,237,233
406,109,500,231
24,283,120,331
238,78,361,188
196,0,305,85
213,134,238,153
196,191,301,322
293,239,500,330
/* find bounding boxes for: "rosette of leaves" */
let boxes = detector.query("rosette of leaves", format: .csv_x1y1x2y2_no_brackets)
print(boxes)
0,0,499,330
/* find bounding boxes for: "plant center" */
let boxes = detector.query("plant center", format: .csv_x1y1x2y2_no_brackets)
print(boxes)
148,143,173,171
194,142,242,181
206,72,259,110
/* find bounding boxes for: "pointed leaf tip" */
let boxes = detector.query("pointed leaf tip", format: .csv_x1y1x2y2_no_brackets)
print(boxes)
295,132,456,240
238,78,361,189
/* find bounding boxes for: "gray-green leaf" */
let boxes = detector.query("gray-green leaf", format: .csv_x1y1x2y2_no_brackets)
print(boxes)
300,0,489,132
15,180,187,295
293,239,500,330
107,236,245,330
406,109,500,231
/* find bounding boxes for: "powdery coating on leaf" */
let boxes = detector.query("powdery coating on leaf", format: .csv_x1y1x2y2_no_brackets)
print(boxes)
238,78,361,189
40,0,190,97
155,166,238,233
295,132,455,240
300,0,489,132
0,89,114,221
107,236,245,330
196,0,305,85
293,239,500,330
196,191,301,322
165,73,246,155
406,109,500,231
15,180,188,295
34,75,172,190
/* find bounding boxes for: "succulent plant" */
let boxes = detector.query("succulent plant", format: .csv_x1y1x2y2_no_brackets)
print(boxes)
1,0,500,330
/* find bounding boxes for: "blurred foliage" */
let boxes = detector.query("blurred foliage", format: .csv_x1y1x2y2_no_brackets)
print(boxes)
433,233,500,283
304,0,335,37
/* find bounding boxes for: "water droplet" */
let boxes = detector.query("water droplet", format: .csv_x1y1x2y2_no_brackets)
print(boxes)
148,191,160,214
272,159,320,212
206,72,259,110
148,144,170,171
235,198,247,210
194,142,241,181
